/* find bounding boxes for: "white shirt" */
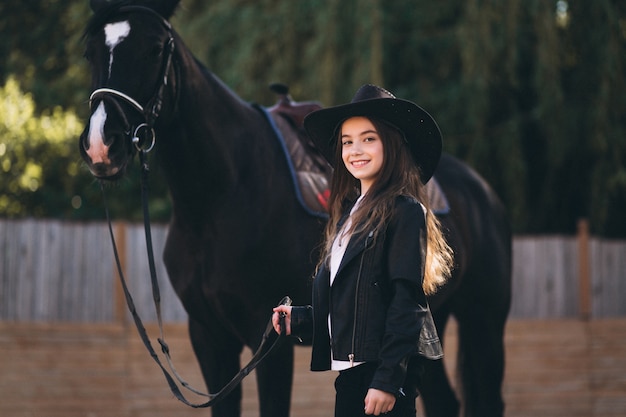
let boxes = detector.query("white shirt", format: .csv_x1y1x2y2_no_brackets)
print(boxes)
329,195,365,370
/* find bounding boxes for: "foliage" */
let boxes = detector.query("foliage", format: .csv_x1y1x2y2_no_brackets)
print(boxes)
0,77,170,221
1,76,80,217
0,1,91,118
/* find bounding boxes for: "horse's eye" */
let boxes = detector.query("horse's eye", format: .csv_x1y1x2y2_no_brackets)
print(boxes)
149,44,164,58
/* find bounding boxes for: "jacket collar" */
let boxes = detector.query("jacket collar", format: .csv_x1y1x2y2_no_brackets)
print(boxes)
331,227,375,283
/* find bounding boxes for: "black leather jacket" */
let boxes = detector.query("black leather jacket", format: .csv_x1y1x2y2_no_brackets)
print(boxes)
291,196,442,396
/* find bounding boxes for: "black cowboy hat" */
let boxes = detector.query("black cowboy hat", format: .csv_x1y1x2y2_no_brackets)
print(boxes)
304,84,442,184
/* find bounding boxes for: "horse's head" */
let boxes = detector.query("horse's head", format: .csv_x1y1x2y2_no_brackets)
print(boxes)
79,0,179,180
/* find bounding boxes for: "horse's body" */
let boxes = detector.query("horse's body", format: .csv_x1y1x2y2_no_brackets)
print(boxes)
79,1,511,417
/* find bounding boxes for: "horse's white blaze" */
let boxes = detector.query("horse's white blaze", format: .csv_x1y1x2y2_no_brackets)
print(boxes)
104,21,130,77
86,102,112,165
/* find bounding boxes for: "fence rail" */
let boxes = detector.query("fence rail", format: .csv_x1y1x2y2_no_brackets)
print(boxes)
1,219,625,322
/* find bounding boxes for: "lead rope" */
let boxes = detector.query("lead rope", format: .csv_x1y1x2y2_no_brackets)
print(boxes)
100,149,291,408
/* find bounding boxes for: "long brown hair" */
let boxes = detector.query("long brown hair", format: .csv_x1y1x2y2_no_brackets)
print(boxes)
320,117,454,295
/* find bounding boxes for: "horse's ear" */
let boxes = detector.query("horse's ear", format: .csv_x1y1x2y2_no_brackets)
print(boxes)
90,0,117,13
157,0,180,20
141,0,180,20
89,0,180,20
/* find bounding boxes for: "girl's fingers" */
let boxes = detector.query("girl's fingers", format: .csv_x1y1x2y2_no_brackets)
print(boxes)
272,312,281,333
364,389,395,415
272,306,292,335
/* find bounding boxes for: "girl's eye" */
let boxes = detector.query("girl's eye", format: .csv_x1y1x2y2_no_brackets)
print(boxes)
342,140,352,146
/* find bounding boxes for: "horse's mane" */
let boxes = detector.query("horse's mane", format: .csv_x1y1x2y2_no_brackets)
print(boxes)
194,57,214,81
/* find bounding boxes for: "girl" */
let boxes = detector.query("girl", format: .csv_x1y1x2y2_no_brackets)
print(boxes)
273,84,454,416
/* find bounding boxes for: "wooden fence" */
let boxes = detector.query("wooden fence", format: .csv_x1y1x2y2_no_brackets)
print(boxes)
1,218,625,322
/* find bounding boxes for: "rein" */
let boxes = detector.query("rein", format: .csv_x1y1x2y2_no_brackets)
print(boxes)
92,8,290,407
100,151,291,407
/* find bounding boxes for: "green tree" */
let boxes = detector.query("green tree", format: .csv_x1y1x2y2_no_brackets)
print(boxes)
0,1,91,116
0,76,84,217
0,77,170,221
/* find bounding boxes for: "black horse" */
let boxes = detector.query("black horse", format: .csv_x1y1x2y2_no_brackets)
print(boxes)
79,1,511,416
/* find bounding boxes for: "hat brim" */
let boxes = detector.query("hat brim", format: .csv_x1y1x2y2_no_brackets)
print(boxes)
304,97,442,183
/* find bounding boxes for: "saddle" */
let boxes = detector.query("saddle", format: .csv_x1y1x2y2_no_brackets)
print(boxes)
266,84,332,216
264,84,449,217
267,83,323,130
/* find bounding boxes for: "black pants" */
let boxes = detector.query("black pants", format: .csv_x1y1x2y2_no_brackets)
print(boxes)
334,361,422,417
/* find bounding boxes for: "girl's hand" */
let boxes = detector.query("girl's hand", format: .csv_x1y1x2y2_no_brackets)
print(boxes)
364,388,396,415
272,305,292,335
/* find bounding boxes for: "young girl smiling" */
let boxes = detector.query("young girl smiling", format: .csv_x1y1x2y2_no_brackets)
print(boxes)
273,84,454,416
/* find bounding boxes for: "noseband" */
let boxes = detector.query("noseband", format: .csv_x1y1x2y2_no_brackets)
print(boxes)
88,5,177,153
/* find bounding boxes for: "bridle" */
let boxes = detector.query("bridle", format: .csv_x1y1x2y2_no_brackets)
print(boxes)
88,5,177,153
92,6,290,408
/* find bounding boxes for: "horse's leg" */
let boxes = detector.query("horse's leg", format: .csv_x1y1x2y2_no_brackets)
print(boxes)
255,339,294,417
419,307,461,417
188,315,244,417
454,287,508,417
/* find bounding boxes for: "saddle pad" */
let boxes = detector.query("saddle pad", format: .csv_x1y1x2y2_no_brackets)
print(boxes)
260,105,332,218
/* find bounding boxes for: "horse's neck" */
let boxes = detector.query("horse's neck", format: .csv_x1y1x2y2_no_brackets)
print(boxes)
158,50,270,220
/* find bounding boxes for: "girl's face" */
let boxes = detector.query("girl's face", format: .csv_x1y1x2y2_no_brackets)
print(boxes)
340,116,384,195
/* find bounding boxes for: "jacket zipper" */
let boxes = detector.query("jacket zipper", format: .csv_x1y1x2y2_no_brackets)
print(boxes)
349,231,373,366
